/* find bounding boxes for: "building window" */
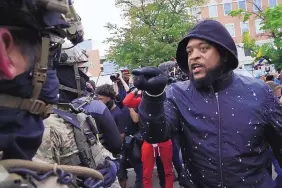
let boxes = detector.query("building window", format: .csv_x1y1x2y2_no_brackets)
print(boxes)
225,23,235,37
208,5,218,18
240,22,249,35
253,0,262,12
237,0,246,10
255,19,263,34
269,0,277,8
223,0,232,15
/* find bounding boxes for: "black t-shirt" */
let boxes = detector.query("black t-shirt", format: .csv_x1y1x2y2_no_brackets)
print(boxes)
110,106,126,134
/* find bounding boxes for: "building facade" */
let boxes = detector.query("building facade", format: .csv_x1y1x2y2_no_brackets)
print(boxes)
87,50,101,77
192,0,281,67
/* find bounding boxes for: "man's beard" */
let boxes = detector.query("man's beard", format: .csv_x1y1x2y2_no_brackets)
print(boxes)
190,62,226,90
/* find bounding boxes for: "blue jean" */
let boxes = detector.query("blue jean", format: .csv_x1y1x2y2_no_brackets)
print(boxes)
134,163,143,183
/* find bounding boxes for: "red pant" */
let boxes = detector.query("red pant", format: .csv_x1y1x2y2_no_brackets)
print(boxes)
141,140,173,188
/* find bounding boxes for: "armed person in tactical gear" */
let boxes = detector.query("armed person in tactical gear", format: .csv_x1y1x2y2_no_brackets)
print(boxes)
71,92,123,155
34,42,121,188
0,0,70,160
0,1,103,188
60,44,122,155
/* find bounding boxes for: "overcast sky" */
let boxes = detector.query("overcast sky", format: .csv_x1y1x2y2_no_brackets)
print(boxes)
74,0,126,56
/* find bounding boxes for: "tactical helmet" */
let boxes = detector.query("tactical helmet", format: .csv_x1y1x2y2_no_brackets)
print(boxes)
58,44,89,98
60,45,88,65
0,0,70,37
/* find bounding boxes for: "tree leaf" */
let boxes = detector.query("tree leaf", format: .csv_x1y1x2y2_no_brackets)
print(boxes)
104,0,204,67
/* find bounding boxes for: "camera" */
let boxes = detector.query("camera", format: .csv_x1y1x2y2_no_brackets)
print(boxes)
110,73,120,82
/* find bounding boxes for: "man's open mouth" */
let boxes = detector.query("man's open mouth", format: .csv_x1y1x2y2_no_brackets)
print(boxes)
191,64,204,73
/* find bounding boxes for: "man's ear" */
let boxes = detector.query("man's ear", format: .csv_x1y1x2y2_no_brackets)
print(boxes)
0,28,16,80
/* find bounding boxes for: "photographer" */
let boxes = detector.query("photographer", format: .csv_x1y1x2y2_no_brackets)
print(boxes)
111,69,130,109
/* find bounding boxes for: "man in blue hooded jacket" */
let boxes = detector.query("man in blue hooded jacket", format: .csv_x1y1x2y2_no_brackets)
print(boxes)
132,19,282,188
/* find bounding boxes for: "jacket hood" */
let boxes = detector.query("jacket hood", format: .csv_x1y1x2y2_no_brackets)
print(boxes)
176,19,238,73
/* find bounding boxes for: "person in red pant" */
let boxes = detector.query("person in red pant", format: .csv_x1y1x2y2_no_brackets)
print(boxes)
142,140,174,188
123,88,174,188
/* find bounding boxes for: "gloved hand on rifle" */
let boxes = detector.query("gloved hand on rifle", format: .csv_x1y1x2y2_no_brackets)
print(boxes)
97,158,119,187
84,158,118,188
132,67,168,96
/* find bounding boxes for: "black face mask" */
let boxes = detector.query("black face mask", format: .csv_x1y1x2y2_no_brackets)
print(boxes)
106,99,114,110
56,65,89,103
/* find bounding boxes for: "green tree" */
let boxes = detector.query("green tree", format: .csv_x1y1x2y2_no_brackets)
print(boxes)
229,3,282,69
104,0,205,69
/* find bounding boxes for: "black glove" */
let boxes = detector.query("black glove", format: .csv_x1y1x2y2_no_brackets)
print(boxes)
132,67,168,95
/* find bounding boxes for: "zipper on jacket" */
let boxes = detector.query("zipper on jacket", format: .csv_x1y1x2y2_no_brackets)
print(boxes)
215,92,224,187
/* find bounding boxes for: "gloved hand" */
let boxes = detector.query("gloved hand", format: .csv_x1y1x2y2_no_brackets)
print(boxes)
83,178,104,188
132,67,168,96
96,159,118,187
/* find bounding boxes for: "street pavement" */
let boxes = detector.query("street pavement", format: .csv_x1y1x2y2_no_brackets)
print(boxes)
126,166,277,187
126,168,181,188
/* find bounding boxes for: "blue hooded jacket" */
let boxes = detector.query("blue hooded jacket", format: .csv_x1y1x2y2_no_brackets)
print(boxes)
138,20,282,188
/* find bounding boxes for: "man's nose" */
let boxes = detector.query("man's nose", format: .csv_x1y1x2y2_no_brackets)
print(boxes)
190,49,201,60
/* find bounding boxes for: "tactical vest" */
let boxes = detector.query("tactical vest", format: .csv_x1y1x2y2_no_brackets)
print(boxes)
0,37,53,118
70,96,106,145
52,108,114,170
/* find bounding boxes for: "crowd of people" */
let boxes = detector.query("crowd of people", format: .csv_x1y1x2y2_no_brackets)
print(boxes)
93,66,187,188
258,72,282,103
1,1,282,188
